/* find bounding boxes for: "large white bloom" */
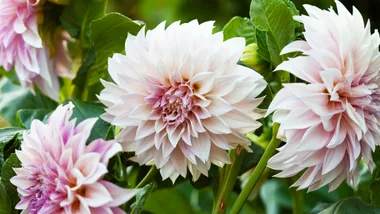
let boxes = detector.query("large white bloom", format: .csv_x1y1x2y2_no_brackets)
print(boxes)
98,20,266,182
266,1,380,191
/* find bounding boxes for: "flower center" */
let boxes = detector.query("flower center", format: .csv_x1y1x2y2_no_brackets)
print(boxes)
150,83,194,126
25,167,59,214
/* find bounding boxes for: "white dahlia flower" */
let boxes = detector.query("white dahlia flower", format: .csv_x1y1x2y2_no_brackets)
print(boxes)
98,20,266,182
266,1,380,191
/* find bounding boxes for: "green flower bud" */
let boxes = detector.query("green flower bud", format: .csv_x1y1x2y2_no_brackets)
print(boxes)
240,43,267,72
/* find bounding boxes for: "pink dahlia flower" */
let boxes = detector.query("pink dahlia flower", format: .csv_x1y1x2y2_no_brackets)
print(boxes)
11,103,137,213
0,0,73,101
266,0,380,191
98,20,267,182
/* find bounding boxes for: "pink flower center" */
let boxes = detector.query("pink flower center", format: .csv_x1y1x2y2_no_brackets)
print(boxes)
148,83,194,126
25,167,60,214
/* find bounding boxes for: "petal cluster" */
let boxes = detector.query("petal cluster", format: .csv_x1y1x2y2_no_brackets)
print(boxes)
0,0,73,100
99,20,266,182
11,103,137,213
266,1,380,191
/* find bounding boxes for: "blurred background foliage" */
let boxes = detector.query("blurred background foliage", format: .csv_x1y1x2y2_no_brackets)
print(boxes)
108,0,380,31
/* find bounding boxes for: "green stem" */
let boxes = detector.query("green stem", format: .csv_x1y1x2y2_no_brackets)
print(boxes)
292,190,304,214
213,148,245,214
81,84,88,101
117,154,127,182
136,166,158,188
291,177,304,214
229,123,281,214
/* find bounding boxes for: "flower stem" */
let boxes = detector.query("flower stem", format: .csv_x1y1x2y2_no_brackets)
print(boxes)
213,148,245,214
229,123,281,214
136,165,158,188
291,178,304,214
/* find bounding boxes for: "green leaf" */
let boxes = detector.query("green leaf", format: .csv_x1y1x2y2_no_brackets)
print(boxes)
0,67,18,85
1,154,21,207
142,184,195,214
318,197,380,214
175,181,256,214
60,0,107,47
131,182,157,214
16,109,51,129
0,128,23,147
0,181,13,214
305,183,353,213
370,179,380,207
282,0,299,16
68,99,112,142
0,128,23,170
250,0,295,65
255,29,271,63
72,47,96,87
259,178,354,214
0,78,57,126
86,13,143,86
223,16,256,44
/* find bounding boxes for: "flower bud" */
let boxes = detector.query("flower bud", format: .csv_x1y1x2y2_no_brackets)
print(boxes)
240,43,267,72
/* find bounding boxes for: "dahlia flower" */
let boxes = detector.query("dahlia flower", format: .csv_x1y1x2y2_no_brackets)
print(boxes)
11,103,137,213
98,20,266,182
0,0,73,101
266,0,380,191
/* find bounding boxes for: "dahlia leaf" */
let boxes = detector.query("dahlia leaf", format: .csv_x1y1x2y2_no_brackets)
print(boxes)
282,0,301,29
0,78,57,126
0,67,18,86
1,154,21,208
0,128,23,170
318,197,380,214
87,13,143,86
131,182,157,214
0,181,14,214
223,17,256,44
16,109,51,129
68,99,112,142
60,0,107,49
355,163,375,203
369,179,380,207
282,0,299,16
255,29,271,63
250,0,295,65
142,184,195,214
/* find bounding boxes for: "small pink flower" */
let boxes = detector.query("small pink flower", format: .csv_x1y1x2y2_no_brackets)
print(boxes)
11,103,138,213
98,20,266,182
266,0,380,191
0,0,73,101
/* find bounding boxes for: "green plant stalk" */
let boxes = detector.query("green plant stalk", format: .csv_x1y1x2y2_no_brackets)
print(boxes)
292,189,304,214
213,149,245,214
214,151,234,214
229,123,281,214
223,150,236,186
247,167,273,202
291,177,304,214
117,154,127,183
136,165,158,188
214,167,225,211
81,78,89,101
